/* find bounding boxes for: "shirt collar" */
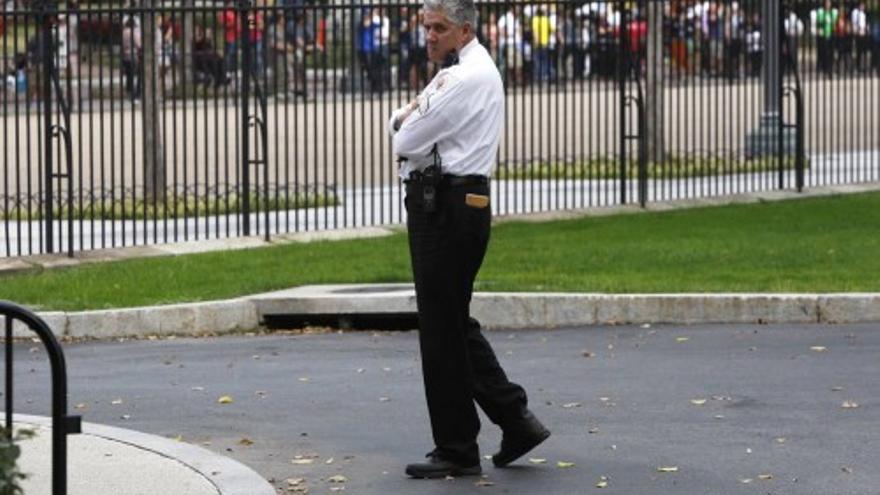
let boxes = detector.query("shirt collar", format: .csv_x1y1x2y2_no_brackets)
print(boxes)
458,37,479,61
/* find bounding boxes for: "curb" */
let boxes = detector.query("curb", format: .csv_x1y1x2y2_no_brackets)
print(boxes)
11,413,275,495
10,286,880,339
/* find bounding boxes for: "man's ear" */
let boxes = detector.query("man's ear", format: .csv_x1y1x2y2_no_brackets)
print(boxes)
460,22,473,42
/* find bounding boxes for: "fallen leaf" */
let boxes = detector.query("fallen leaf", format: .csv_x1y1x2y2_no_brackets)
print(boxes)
474,479,494,487
562,402,581,409
327,475,347,483
740,478,753,484
238,438,254,446
528,458,547,464
758,474,773,480
285,477,305,486
775,437,787,444
596,476,609,488
810,346,827,352
291,459,314,465
325,458,334,464
74,403,88,410
690,399,707,406
841,400,860,409
588,428,600,434
657,466,679,473
217,395,234,405
298,377,310,383
111,398,124,405
329,488,344,492
557,461,576,468
676,337,690,343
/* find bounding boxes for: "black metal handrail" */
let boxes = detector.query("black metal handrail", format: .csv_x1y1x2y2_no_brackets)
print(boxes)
1,300,81,495
783,71,806,193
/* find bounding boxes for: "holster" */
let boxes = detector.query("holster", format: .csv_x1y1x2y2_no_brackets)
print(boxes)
407,165,442,213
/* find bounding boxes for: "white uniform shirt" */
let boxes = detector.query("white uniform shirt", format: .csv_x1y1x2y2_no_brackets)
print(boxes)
852,8,868,37
389,37,504,180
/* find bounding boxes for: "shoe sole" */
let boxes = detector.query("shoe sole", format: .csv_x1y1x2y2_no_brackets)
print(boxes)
405,466,482,479
492,429,551,468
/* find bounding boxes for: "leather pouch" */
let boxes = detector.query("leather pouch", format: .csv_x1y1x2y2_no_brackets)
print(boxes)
465,194,490,209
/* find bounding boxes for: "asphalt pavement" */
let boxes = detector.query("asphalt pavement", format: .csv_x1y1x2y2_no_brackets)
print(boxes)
10,323,880,494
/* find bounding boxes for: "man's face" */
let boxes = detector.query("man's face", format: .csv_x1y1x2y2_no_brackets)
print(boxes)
424,9,469,63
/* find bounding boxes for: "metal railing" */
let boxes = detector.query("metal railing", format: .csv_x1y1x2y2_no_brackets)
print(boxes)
1,300,81,495
1,0,878,258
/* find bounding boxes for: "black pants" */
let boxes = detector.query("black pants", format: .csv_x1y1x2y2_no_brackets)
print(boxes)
405,182,528,466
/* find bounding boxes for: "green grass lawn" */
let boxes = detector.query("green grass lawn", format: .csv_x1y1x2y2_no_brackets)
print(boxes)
2,191,879,311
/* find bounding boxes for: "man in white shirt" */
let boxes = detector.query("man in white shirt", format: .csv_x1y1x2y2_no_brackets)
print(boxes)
388,0,549,480
852,1,869,71
496,8,523,85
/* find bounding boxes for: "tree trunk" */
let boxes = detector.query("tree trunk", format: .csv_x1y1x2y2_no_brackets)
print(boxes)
183,0,194,85
142,0,165,201
645,0,665,164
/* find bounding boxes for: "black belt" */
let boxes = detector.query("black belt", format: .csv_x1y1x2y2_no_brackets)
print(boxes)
441,174,489,187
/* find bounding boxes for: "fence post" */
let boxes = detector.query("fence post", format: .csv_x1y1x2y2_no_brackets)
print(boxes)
618,0,629,205
39,0,56,253
239,0,252,236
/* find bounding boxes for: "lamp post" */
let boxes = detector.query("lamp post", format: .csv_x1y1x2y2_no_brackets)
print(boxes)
745,0,795,159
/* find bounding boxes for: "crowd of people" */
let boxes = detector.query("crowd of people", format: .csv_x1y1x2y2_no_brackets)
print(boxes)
3,0,880,103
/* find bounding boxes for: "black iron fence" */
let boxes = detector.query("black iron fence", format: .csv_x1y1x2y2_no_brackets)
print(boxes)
1,0,878,257
1,300,81,495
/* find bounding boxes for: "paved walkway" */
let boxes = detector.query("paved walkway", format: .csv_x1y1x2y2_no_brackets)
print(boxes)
11,414,273,495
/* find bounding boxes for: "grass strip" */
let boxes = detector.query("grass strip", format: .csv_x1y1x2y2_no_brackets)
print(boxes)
1,191,877,311
1,191,339,221
496,156,809,180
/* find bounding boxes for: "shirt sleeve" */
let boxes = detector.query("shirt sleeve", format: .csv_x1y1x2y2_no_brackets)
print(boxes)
392,73,464,160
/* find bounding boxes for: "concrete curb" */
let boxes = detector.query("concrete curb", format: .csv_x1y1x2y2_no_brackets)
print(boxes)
14,285,878,339
11,413,275,495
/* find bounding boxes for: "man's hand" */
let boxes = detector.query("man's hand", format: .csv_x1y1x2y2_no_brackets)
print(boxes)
395,98,420,129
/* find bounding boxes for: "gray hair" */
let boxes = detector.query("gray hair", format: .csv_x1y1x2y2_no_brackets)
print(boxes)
423,0,476,27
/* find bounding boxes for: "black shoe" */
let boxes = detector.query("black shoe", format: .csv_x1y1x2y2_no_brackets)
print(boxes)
492,411,551,467
406,451,482,479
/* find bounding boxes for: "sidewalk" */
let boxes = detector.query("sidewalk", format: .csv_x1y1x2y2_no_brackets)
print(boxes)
11,414,274,495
